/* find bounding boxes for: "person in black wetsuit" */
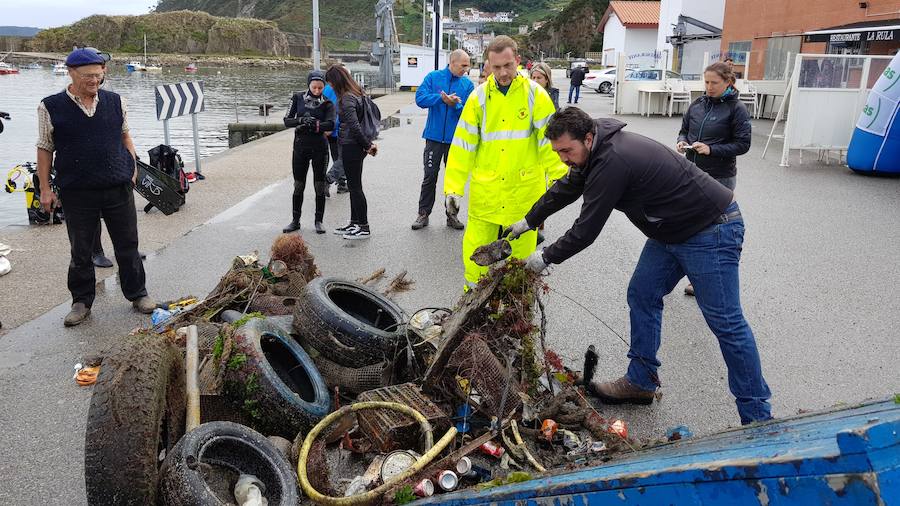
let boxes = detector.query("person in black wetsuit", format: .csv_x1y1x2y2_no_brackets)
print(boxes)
283,70,336,234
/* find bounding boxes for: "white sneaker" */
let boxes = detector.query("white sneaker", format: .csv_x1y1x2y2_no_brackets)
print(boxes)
343,226,370,240
333,223,357,235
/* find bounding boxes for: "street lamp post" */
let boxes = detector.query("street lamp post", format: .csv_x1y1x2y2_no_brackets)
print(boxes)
312,0,321,70
433,0,441,69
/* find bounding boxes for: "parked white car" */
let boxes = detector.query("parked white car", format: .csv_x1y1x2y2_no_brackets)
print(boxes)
582,67,617,94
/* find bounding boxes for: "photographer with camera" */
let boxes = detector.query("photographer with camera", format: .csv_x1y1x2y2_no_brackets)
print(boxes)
283,70,336,234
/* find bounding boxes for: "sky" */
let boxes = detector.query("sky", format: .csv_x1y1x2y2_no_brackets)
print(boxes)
6,0,159,29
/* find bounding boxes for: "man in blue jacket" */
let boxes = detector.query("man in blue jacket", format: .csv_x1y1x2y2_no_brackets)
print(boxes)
412,49,473,230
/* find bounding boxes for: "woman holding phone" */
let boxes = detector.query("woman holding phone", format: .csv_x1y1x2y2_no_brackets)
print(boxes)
676,61,751,295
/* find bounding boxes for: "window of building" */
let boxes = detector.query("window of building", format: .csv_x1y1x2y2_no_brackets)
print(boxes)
727,41,751,64
765,36,802,80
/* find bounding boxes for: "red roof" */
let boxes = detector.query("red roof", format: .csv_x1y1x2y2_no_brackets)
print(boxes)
598,1,660,32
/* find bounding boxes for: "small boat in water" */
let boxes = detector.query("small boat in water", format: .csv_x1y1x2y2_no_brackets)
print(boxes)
52,62,68,74
0,62,20,75
125,61,145,72
142,65,163,72
185,63,198,72
22,63,43,70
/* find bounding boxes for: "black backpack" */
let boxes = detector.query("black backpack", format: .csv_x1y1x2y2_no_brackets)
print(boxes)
356,95,382,143
148,144,189,195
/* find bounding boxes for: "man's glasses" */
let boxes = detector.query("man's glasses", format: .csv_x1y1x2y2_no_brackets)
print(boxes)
75,69,104,81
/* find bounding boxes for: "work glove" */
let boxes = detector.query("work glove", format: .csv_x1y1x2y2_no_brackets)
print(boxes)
502,218,532,240
524,249,550,274
445,194,462,216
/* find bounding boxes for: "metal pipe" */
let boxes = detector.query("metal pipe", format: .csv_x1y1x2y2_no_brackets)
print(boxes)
185,325,201,431
312,0,321,70
191,113,202,175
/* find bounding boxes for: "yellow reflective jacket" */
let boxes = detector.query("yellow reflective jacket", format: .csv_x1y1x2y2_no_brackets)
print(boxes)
444,74,568,224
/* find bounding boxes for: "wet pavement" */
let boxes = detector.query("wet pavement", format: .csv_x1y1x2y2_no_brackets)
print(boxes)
1,72,899,504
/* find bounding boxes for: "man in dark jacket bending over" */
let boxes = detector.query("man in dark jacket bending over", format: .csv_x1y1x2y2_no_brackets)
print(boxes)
504,107,771,425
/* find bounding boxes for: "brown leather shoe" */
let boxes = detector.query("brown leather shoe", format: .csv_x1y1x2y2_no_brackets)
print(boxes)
411,213,429,230
132,296,158,314
64,302,91,327
589,376,655,405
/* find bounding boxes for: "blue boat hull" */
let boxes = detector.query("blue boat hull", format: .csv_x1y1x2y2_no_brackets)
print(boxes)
415,398,900,505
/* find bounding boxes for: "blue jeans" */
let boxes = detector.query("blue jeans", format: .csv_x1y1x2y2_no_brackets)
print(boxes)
625,202,772,424
568,85,580,103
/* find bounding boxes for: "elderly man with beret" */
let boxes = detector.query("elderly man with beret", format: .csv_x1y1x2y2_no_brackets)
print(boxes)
36,47,156,327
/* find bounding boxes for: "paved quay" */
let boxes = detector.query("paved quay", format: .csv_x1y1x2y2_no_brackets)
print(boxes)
1,72,899,504
0,92,416,331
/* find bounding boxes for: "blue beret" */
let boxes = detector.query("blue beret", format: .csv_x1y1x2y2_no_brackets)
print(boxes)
65,48,107,67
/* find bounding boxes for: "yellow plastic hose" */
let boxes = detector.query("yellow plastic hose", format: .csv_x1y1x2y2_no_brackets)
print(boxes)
510,420,546,473
297,401,458,505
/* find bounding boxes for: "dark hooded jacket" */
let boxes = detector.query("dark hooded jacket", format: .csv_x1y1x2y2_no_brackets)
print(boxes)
525,118,733,265
677,89,751,179
284,89,336,149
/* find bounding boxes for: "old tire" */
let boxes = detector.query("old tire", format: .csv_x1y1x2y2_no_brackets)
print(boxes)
159,421,300,505
292,277,405,368
598,81,612,94
223,317,330,438
84,334,186,505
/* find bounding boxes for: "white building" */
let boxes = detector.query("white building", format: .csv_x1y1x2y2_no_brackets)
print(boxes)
656,0,725,78
598,1,660,68
458,8,515,23
462,33,494,58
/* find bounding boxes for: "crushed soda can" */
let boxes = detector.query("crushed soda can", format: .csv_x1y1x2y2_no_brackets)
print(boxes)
608,419,628,438
413,479,434,497
541,419,559,441
455,457,473,476
479,441,505,458
666,425,694,441
434,470,459,491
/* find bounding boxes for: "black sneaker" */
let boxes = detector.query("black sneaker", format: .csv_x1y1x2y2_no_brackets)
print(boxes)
333,223,356,235
343,225,370,240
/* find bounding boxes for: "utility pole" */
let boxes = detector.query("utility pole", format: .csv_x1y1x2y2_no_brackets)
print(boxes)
312,0,321,70
423,0,428,46
433,0,441,69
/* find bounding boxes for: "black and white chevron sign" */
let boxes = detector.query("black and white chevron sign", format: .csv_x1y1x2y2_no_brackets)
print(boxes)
155,81,205,120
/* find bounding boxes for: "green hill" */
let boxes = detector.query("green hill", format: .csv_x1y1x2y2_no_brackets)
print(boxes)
28,11,288,56
525,0,608,57
154,0,564,46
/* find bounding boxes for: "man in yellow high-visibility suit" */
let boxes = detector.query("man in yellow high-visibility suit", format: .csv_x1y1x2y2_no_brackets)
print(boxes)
444,35,567,288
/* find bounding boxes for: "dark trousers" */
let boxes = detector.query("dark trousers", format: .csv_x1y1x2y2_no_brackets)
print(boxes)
292,143,328,222
59,184,147,307
326,137,345,184
341,144,368,225
418,140,451,216
568,84,581,103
